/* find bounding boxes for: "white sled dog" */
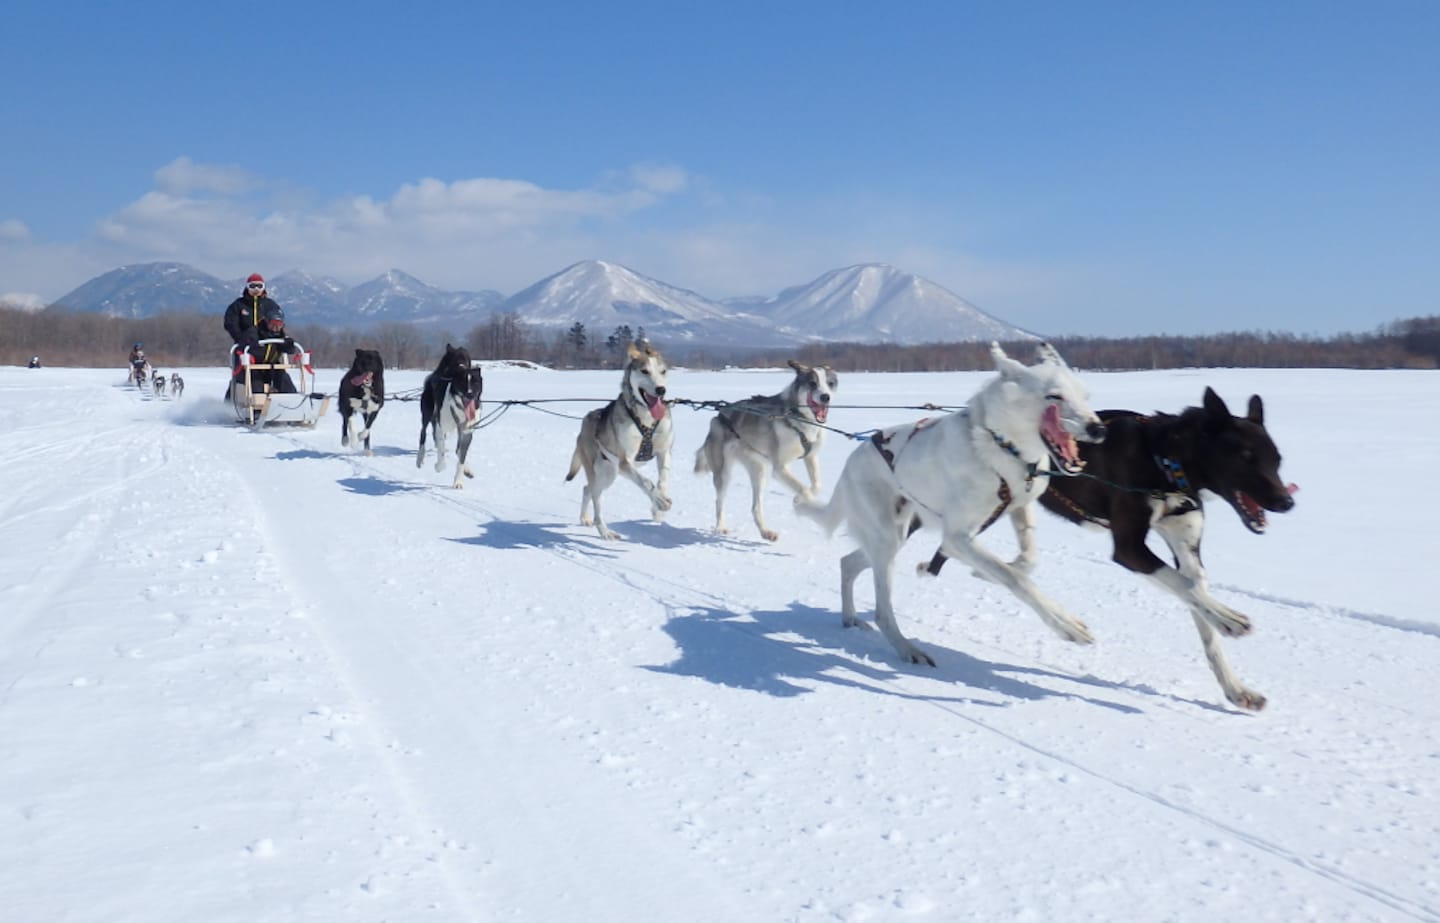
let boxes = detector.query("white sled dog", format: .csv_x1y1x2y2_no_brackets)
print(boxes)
566,341,673,540
694,359,838,541
796,342,1107,667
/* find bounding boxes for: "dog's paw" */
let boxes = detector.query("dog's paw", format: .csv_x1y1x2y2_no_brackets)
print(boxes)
653,495,673,513
761,529,779,542
1227,687,1267,711
903,647,938,668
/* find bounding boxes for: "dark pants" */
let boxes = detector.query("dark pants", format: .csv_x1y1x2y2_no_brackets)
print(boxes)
249,368,296,393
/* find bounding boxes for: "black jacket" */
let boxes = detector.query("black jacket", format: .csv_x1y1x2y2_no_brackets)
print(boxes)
224,291,282,344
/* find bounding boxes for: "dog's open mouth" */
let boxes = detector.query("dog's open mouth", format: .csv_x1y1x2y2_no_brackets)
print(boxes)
807,393,829,423
642,389,666,421
1231,483,1298,534
1041,404,1084,474
1232,490,1268,534
349,371,373,388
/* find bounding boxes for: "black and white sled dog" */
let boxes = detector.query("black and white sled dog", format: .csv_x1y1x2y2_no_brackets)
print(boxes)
923,387,1298,711
694,359,839,541
565,341,673,540
151,368,167,397
416,344,485,489
339,348,386,456
796,342,1106,668
169,372,184,398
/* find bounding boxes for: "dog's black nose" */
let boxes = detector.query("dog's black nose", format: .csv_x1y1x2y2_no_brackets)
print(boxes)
655,386,667,397
819,393,831,403
1086,421,1107,442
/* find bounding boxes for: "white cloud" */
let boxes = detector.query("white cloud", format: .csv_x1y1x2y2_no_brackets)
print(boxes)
154,157,257,197
0,219,31,242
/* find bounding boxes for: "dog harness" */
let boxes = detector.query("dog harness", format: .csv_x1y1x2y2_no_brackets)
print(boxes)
718,408,817,459
985,428,1043,488
621,400,659,463
869,426,1013,536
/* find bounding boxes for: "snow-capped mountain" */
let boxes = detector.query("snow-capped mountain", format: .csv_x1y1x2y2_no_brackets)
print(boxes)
498,261,790,346
51,260,1037,346
55,262,230,318
342,269,504,328
758,264,1037,344
265,271,349,324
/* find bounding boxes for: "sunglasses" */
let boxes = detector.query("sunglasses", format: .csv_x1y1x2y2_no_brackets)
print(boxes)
247,282,265,290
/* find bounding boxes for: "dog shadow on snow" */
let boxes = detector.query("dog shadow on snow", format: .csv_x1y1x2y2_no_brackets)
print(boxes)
645,603,1142,713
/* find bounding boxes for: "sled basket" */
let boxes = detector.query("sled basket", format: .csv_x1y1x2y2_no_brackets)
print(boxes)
229,340,330,428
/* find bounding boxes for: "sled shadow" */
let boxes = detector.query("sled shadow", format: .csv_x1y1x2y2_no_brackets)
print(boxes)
645,603,1142,713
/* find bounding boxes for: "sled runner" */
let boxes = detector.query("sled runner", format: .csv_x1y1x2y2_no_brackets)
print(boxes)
229,339,330,428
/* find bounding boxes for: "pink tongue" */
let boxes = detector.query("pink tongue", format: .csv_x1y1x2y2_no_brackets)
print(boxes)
464,400,477,422
1286,483,1299,495
349,372,372,387
809,395,828,423
646,394,665,421
1042,405,1078,464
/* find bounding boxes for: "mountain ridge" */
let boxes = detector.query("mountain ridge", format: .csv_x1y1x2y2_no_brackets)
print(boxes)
50,260,1038,346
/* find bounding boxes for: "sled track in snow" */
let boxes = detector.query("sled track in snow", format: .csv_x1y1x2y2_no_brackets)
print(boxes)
274,434,1440,922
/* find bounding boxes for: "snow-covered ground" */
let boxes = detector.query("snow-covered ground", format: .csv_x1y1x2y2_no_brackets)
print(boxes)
1,361,1436,923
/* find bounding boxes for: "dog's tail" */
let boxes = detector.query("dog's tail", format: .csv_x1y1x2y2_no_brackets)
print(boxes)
565,441,582,482
794,489,846,537
693,418,723,475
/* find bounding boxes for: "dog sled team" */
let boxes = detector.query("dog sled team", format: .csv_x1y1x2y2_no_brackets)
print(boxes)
331,335,1298,711
154,281,1301,713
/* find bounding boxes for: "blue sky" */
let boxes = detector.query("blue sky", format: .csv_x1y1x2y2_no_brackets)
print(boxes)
2,1,1436,337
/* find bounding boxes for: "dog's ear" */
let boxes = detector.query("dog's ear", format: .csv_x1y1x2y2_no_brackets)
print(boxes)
627,341,644,360
1035,341,1067,368
990,342,1028,379
1247,394,1264,425
1202,387,1231,419
787,358,808,374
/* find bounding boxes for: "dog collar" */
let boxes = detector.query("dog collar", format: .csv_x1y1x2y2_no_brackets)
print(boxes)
986,428,1041,488
1154,455,1191,491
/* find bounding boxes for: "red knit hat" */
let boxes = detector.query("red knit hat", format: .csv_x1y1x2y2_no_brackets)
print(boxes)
246,273,264,285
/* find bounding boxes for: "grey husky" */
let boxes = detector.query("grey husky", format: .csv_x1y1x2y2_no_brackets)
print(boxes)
694,360,838,541
565,342,674,540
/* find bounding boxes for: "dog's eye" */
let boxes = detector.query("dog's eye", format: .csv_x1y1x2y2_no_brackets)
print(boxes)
1045,393,1063,402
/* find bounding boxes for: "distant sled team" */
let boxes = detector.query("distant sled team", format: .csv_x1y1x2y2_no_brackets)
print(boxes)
200,334,1300,711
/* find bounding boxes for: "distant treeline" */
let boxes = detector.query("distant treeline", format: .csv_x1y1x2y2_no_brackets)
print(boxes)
2,304,1438,372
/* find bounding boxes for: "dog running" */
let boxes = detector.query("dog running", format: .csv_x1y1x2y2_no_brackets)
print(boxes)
694,359,838,541
923,386,1298,710
169,372,184,398
151,369,167,397
566,341,673,540
416,344,485,489
339,348,386,456
796,342,1106,667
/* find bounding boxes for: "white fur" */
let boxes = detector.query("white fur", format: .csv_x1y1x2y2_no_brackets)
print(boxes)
566,343,674,540
796,342,1105,667
694,360,838,541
